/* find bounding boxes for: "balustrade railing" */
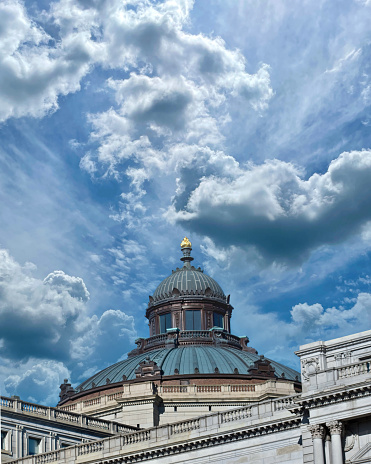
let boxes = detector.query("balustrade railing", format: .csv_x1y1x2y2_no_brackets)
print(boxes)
59,403,76,411
1,396,138,436
169,418,200,434
83,397,101,407
196,385,221,393
107,392,123,401
231,385,255,392
6,393,300,464
54,410,79,423
221,406,251,423
1,397,14,408
121,430,150,445
36,451,61,463
77,440,104,456
159,383,256,395
337,360,370,379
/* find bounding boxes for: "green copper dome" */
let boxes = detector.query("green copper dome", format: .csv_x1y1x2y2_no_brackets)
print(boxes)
76,345,299,392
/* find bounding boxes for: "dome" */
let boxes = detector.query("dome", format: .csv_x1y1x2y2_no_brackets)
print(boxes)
150,239,226,304
151,267,226,303
76,345,299,392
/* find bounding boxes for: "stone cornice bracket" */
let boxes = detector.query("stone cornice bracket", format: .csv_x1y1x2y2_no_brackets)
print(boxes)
326,420,343,435
309,424,326,440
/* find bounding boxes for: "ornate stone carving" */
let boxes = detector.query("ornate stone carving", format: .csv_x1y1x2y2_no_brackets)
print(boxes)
248,357,276,378
344,430,356,452
59,379,76,402
301,357,320,381
308,424,326,440
135,358,161,378
326,420,343,435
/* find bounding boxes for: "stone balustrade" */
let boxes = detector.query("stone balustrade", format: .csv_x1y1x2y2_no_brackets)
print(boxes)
7,393,301,464
57,380,296,418
337,360,370,379
1,396,137,434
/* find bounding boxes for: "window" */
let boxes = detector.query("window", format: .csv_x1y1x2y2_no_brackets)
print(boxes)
185,310,201,330
159,313,172,334
213,312,224,328
28,438,41,456
1,431,7,450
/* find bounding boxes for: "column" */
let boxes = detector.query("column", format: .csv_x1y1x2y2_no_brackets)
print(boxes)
309,424,326,464
327,420,343,464
15,425,24,459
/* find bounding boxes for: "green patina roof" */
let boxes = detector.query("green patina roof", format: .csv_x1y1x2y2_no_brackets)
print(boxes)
77,345,299,391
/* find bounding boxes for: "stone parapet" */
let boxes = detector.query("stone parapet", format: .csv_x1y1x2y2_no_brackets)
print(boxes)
296,329,371,394
6,394,302,464
0,396,137,435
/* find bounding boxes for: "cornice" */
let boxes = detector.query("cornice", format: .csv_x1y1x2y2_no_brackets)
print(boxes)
297,381,371,409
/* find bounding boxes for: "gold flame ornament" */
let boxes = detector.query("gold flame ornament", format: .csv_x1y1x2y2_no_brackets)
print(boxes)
180,237,192,248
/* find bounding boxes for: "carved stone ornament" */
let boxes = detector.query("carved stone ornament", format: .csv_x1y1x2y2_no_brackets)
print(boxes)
301,357,320,381
135,357,161,378
344,430,357,452
308,424,326,440
326,420,343,435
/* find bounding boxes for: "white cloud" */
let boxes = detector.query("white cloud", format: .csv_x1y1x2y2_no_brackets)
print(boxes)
0,249,137,403
72,309,136,363
232,292,371,370
4,360,70,405
0,0,97,122
0,0,272,126
44,270,90,302
290,292,371,340
167,150,371,264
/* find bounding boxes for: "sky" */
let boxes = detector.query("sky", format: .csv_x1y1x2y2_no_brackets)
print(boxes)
1,0,371,406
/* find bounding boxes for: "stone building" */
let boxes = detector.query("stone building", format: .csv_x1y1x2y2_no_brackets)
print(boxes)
1,238,370,463
56,238,301,429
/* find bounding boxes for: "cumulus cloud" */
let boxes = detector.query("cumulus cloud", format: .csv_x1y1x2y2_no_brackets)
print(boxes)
44,270,90,302
232,292,371,370
0,249,87,361
290,292,371,341
0,0,97,122
0,0,271,128
167,150,371,265
0,249,137,403
4,360,70,405
72,309,136,364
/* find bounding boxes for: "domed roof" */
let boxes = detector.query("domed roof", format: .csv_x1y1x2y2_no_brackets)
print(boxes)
76,345,299,392
150,238,226,304
152,268,226,303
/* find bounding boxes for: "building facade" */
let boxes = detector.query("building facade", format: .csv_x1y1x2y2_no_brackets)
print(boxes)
1,239,370,463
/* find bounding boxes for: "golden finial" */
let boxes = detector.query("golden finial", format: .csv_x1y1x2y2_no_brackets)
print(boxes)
180,237,192,248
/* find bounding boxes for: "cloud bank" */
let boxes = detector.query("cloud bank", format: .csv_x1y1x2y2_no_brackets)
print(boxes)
168,150,371,264
0,249,136,404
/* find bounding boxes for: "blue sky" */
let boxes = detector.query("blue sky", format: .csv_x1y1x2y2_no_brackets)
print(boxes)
1,0,371,405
